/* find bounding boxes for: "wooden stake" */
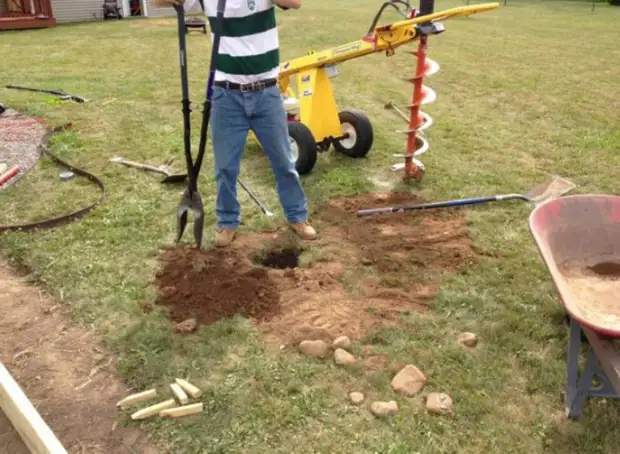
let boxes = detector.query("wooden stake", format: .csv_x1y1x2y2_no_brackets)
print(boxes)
175,378,202,398
130,399,176,420
116,388,157,409
169,383,189,405
160,402,203,419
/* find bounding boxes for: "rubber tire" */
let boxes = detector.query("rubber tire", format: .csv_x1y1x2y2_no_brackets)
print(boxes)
288,121,317,175
333,109,373,158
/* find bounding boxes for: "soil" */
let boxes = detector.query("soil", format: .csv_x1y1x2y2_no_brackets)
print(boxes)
588,261,620,277
154,192,475,345
156,246,282,327
559,256,620,331
0,259,157,454
0,409,28,454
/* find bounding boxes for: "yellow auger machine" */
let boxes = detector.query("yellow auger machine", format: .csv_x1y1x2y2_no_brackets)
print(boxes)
271,0,499,181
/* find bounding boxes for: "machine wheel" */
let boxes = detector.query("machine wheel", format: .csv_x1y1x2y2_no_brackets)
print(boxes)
333,109,373,158
288,121,317,175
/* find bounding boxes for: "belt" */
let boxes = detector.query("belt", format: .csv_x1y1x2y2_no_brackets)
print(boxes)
214,78,278,92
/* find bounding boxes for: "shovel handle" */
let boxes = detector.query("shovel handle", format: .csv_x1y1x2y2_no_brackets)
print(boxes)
114,159,165,174
356,194,528,216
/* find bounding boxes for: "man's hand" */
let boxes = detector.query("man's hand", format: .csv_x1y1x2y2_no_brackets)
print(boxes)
151,0,183,7
275,0,301,9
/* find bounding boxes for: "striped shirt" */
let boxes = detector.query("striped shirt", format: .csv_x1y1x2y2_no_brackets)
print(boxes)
184,0,280,84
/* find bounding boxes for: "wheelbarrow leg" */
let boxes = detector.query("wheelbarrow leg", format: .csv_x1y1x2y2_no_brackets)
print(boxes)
565,319,598,419
565,317,582,418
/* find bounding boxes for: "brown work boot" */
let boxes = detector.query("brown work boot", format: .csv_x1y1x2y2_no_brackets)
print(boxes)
214,228,236,247
290,221,317,240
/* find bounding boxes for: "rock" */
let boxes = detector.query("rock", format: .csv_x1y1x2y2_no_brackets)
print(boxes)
299,340,329,358
349,392,365,405
175,318,197,333
325,263,346,279
361,257,373,266
161,286,177,298
426,392,453,416
459,332,478,347
370,400,399,417
332,336,351,349
334,348,357,366
391,365,426,396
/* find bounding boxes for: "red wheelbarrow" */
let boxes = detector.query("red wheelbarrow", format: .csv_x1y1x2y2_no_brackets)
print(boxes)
529,194,620,419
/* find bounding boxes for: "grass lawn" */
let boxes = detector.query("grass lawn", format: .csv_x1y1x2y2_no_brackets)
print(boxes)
1,0,620,452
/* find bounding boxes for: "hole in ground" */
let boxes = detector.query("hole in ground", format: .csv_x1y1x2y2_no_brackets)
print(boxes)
257,247,302,269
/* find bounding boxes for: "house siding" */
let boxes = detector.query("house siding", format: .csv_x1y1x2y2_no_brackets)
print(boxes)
49,0,201,23
145,0,201,18
51,0,109,22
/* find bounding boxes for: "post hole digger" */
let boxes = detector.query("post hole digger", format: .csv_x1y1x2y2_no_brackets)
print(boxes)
172,0,273,248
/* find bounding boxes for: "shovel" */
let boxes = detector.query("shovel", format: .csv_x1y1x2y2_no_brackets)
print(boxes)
110,157,187,184
356,175,577,216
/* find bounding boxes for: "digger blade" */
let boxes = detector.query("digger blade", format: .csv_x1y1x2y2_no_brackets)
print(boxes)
176,187,205,248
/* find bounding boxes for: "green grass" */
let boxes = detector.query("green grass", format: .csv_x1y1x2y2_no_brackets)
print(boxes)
2,1,620,452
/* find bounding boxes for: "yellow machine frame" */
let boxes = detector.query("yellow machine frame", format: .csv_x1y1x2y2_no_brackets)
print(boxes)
247,2,499,176
277,4,498,145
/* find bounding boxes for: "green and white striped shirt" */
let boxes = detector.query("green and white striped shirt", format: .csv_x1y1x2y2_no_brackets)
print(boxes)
185,0,280,84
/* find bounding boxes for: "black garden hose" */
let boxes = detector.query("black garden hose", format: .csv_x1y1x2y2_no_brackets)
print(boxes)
0,124,107,232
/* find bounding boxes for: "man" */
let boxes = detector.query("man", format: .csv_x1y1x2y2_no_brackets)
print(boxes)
153,0,317,247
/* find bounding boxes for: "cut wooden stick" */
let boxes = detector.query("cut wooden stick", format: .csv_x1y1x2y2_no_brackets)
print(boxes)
116,388,157,409
169,383,189,405
160,402,203,419
131,399,176,420
175,378,202,398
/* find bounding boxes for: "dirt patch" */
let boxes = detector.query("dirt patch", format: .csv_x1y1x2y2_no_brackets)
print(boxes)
0,409,28,454
319,192,473,285
153,192,475,345
559,256,620,331
155,246,281,327
0,259,157,454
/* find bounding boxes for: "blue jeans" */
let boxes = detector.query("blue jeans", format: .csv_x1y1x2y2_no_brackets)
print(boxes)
210,84,309,229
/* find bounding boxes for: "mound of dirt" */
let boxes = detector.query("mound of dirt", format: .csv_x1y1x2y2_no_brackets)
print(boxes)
155,246,281,327
153,192,476,345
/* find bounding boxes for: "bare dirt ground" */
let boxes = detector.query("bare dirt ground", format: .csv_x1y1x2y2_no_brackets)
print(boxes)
0,259,158,454
154,192,476,345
